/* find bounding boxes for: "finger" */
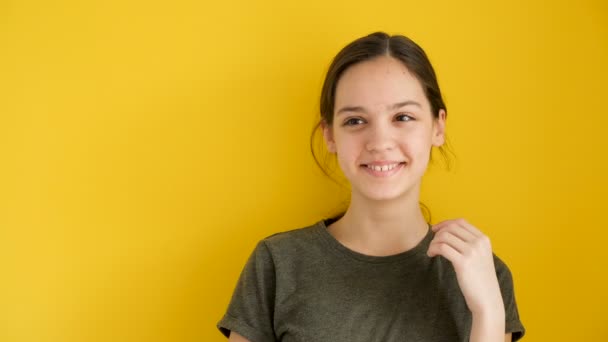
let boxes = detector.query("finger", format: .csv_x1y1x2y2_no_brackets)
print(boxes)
430,230,468,254
434,218,483,239
457,219,484,238
434,223,477,243
431,219,459,231
427,241,462,265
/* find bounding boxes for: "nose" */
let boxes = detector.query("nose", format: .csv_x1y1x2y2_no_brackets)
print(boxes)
365,121,396,153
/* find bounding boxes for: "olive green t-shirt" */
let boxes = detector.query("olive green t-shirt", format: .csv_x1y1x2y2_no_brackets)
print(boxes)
217,219,525,341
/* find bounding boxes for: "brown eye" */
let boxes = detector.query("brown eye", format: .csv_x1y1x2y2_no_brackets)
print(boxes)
343,117,365,126
395,114,414,122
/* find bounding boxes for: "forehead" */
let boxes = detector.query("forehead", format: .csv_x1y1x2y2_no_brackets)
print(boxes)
334,56,428,111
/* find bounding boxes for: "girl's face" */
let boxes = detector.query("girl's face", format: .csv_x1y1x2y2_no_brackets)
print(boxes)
323,56,446,202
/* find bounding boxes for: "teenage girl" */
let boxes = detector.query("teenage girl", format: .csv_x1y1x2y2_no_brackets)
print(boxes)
217,31,525,342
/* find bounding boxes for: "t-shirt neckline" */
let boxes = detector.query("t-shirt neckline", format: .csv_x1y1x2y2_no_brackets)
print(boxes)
315,219,434,264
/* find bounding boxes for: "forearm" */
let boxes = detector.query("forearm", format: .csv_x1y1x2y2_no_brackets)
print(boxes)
469,310,505,342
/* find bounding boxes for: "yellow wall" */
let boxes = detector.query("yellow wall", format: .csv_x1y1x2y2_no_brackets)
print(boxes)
1,0,606,341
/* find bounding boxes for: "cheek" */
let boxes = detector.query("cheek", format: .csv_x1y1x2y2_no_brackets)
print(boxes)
333,136,361,172
411,136,433,153
402,133,434,164
335,143,358,166
333,132,357,155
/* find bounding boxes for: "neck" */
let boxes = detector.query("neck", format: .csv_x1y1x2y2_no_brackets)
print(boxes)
328,184,430,256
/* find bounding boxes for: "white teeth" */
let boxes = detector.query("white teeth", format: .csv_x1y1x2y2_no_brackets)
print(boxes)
367,163,399,172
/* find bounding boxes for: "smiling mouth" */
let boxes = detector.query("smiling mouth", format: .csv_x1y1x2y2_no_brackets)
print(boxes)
362,162,406,172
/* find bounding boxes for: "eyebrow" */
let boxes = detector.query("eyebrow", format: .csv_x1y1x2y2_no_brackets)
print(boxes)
336,100,422,116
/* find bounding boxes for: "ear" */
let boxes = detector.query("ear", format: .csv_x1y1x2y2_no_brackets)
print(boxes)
322,121,337,153
431,109,446,147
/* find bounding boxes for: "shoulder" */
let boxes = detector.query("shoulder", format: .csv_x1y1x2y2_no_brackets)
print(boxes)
492,254,525,339
492,253,514,280
261,220,324,248
254,220,328,265
491,253,519,296
433,252,516,290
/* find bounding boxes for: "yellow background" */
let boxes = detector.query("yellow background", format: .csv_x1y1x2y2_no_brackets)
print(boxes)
1,0,607,341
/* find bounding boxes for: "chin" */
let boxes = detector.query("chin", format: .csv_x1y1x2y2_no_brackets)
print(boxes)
357,187,411,202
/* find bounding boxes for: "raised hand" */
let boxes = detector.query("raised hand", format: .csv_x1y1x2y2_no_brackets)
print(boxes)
427,218,505,318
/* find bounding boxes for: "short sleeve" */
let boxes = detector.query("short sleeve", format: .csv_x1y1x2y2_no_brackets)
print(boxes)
217,241,277,342
494,255,526,341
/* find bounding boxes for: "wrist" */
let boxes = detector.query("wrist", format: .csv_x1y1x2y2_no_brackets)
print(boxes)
471,305,505,328
469,289,505,317
470,309,506,342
